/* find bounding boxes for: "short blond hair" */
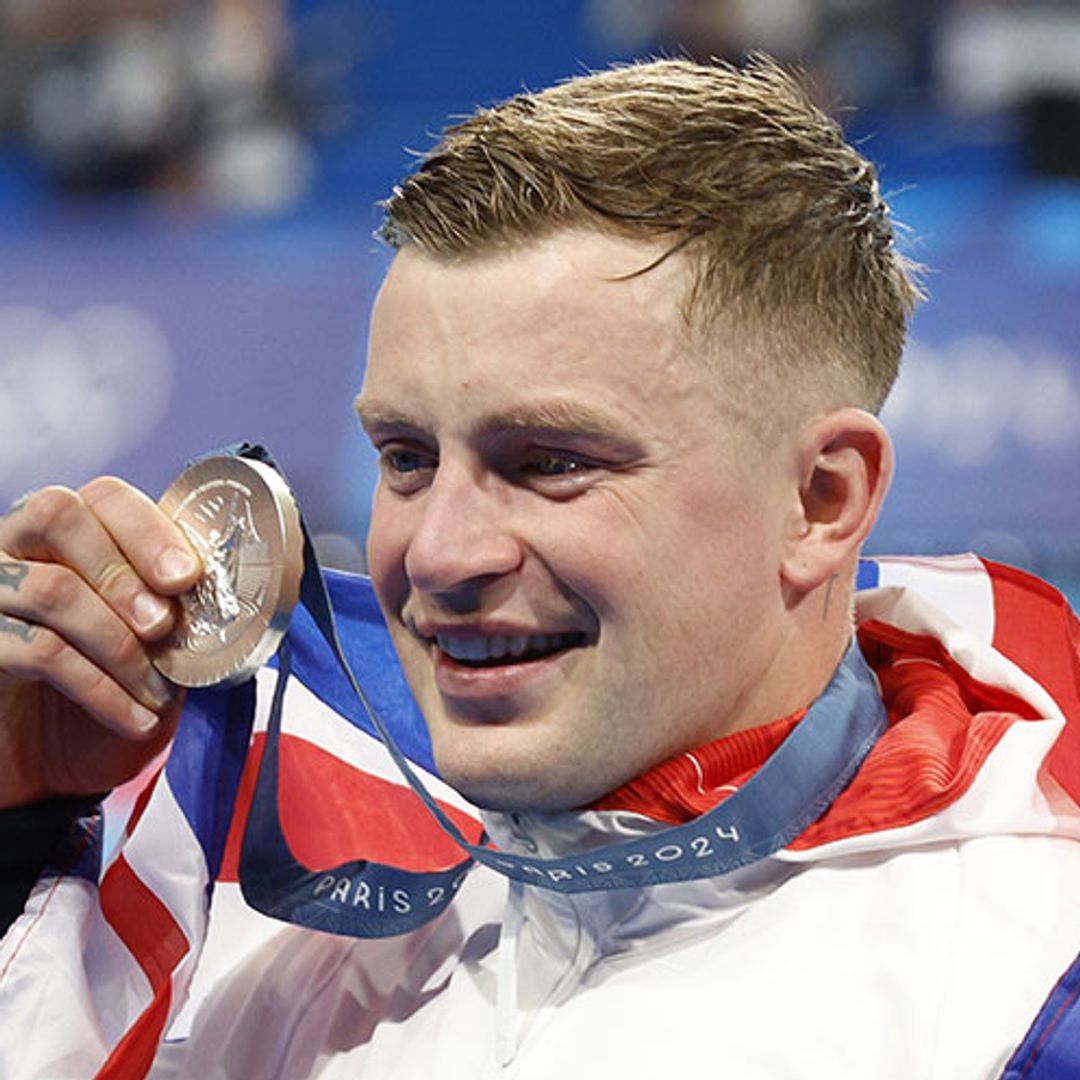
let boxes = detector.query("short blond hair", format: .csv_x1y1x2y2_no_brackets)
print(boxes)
382,56,922,415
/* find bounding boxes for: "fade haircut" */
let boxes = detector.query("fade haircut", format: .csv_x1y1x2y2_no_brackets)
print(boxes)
381,56,922,417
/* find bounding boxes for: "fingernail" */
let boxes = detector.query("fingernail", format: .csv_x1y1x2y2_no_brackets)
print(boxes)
145,667,176,710
133,591,171,632
157,546,199,583
130,702,159,735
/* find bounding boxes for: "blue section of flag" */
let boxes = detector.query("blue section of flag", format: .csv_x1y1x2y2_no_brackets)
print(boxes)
44,806,103,885
856,558,880,591
165,679,255,880
288,568,435,774
1002,950,1080,1078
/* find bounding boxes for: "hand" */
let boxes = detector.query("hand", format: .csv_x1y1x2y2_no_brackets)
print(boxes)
0,478,202,810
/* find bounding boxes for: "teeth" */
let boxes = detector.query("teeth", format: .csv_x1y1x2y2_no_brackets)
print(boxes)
437,632,577,663
438,636,488,662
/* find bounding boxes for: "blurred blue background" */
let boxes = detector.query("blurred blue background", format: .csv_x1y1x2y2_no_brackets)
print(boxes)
1,0,1078,605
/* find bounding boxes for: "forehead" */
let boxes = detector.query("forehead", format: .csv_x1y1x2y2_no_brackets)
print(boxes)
361,231,712,418
376,229,684,339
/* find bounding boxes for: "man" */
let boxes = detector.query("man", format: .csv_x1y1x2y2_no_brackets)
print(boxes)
3,57,1080,1079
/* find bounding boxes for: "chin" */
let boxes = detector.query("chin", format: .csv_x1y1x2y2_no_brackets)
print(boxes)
424,705,624,812
432,746,595,814
437,764,562,813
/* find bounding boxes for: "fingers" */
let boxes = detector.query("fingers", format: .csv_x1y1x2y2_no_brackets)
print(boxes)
1,479,201,642
0,477,201,742
0,612,170,738
0,561,176,729
80,476,202,594
0,476,204,807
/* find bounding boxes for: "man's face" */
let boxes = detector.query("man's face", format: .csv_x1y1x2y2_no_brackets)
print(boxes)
359,230,795,811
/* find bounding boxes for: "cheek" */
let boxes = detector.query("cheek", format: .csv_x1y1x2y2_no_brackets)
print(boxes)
530,519,650,620
630,482,777,641
365,493,411,614
532,486,678,609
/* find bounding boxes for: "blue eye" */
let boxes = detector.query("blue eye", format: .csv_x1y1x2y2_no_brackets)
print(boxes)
384,447,426,473
377,444,436,494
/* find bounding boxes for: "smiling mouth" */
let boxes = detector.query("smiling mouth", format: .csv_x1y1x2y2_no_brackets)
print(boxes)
435,631,586,668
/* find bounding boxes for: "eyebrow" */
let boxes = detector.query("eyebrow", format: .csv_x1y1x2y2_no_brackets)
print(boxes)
482,400,628,440
353,397,412,434
354,395,629,442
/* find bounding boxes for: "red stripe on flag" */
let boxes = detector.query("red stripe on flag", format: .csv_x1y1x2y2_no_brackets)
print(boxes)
217,732,483,881
93,857,190,1080
218,734,264,883
123,766,163,838
983,559,1080,804
278,735,483,870
99,856,189,992
93,983,172,1080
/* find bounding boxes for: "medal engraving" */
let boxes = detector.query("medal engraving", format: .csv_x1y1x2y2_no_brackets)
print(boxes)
151,457,303,687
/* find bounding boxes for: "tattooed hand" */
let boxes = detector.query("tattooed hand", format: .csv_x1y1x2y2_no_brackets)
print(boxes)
0,479,202,809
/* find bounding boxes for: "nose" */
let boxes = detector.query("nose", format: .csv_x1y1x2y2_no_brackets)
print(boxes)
403,463,523,601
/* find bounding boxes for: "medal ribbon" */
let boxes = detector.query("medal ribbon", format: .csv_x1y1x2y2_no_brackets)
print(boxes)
235,447,888,938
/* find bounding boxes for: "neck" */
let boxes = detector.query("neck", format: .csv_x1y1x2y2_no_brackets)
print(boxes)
719,566,854,745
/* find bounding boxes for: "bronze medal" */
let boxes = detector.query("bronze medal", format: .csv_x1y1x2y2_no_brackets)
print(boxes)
151,456,303,687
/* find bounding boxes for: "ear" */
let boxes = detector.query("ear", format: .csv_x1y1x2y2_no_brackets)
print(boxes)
780,408,894,593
